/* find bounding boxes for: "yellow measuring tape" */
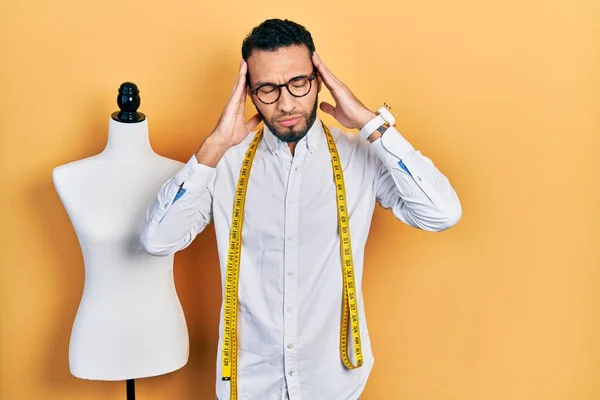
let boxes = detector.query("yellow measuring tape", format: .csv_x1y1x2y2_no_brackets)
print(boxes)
221,123,363,399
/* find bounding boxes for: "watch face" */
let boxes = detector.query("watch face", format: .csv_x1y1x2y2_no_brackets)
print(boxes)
376,124,389,135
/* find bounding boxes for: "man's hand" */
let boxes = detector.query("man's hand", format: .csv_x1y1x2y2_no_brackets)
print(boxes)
312,52,376,130
196,60,262,167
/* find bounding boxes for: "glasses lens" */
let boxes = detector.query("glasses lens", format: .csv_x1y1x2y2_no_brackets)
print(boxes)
288,77,311,97
258,85,279,104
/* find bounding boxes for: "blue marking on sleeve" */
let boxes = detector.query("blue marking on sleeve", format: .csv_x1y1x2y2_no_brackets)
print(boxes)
398,160,412,176
173,188,186,203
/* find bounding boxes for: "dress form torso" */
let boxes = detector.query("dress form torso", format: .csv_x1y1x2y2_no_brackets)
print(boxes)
53,112,189,380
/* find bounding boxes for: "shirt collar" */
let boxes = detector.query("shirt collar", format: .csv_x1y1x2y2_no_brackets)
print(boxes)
262,116,324,155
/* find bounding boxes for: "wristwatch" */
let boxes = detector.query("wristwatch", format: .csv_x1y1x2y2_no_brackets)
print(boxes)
359,104,396,141
378,103,395,125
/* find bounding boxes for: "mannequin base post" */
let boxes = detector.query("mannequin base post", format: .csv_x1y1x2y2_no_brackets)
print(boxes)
126,379,135,400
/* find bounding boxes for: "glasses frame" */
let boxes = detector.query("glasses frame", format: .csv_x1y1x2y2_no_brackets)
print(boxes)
250,70,318,105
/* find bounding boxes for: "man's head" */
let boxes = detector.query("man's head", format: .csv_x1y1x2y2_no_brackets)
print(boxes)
242,19,321,143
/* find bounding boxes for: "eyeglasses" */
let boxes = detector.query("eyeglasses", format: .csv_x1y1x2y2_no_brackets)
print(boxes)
251,71,317,104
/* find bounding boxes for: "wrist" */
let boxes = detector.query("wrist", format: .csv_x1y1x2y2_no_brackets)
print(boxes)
367,130,383,143
356,109,377,130
207,131,232,148
195,134,230,167
358,104,396,141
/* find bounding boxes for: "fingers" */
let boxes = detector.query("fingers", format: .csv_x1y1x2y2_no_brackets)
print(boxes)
319,101,336,116
227,59,245,94
234,61,248,102
312,52,343,91
245,113,262,132
236,84,248,117
226,60,248,111
312,52,332,90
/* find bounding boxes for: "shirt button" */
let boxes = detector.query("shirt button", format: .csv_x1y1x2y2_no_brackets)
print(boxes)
287,235,293,241
287,199,293,205
286,306,293,312
287,344,294,349
288,371,294,376
286,165,291,170
287,271,294,276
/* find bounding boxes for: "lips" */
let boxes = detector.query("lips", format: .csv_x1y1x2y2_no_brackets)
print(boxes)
277,116,303,127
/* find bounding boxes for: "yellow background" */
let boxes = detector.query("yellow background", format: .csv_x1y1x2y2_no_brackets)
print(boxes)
1,0,599,399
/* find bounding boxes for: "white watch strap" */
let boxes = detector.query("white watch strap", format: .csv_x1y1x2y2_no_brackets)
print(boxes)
377,106,395,126
359,114,386,141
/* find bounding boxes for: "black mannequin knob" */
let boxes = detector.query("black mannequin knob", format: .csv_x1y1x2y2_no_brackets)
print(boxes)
111,82,146,123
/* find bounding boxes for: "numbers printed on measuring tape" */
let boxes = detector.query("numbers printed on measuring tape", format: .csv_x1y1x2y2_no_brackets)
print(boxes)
221,124,363,400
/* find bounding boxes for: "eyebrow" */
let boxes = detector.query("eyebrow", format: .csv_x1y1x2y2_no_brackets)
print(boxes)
252,71,314,88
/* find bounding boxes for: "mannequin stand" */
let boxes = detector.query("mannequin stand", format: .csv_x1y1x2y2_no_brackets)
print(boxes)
126,379,135,400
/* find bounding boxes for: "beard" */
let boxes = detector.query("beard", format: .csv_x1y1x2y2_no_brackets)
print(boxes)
257,95,319,143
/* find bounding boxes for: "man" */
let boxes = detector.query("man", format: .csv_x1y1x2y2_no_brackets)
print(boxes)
141,19,461,400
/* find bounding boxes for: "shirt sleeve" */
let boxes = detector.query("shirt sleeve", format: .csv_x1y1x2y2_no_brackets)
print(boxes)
370,126,462,231
140,154,216,256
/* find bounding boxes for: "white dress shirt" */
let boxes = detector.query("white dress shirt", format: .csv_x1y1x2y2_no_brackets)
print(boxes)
140,116,461,400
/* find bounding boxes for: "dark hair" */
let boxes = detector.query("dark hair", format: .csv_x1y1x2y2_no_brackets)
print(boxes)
241,19,316,60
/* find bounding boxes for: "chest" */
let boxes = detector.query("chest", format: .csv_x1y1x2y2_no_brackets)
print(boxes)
56,164,178,243
212,142,376,246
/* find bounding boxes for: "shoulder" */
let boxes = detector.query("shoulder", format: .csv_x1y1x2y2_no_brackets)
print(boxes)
148,155,185,175
322,124,383,179
219,130,261,163
154,154,184,167
52,155,100,185
325,124,375,157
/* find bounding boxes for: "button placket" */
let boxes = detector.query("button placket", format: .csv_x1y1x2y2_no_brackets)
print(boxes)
282,149,308,399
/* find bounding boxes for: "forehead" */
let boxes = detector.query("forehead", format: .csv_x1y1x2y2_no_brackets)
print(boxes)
247,45,313,85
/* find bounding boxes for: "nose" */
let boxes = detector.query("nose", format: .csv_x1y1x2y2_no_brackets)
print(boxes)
276,88,296,115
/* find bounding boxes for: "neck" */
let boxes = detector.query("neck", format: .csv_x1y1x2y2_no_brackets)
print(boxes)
102,117,154,158
288,142,297,156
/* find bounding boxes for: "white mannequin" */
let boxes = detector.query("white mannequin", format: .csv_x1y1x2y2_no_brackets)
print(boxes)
52,93,189,380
